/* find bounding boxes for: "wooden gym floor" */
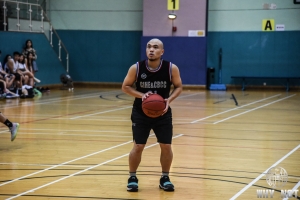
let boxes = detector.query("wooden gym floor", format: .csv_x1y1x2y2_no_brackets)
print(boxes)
0,88,299,200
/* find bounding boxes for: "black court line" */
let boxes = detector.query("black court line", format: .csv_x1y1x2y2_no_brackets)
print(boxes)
116,93,132,101
99,95,117,101
1,170,299,185
213,100,227,104
1,175,298,199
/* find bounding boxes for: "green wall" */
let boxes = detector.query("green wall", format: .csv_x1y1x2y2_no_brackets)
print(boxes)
49,0,143,31
0,31,66,85
209,0,300,31
56,30,142,82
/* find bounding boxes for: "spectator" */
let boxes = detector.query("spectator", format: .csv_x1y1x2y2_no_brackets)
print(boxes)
23,39,38,74
18,54,34,86
0,51,18,98
3,54,12,73
7,52,23,94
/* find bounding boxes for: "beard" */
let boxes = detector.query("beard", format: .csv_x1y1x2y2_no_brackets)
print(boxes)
148,57,160,62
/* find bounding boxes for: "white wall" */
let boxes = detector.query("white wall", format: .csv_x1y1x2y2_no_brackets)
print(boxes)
8,18,51,39
49,0,143,30
209,0,300,31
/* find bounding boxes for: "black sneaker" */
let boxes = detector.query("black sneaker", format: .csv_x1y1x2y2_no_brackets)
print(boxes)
159,175,174,191
127,176,138,192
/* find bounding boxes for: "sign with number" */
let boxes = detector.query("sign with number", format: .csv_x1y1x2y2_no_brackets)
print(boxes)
168,0,179,10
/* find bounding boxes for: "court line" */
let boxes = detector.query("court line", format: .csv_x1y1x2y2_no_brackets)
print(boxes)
283,181,300,200
191,94,282,123
230,144,300,200
214,94,296,124
13,128,132,133
6,134,183,200
70,106,133,120
0,90,120,110
0,163,95,168
70,93,201,120
0,133,154,187
176,93,201,99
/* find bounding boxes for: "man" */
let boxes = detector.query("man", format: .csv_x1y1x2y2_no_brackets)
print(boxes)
122,38,182,192
7,52,23,93
0,112,19,141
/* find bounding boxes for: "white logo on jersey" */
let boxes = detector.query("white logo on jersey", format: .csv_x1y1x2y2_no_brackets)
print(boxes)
141,73,147,79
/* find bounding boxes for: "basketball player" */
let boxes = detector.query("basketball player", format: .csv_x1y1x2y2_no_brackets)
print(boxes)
122,38,182,192
0,112,19,141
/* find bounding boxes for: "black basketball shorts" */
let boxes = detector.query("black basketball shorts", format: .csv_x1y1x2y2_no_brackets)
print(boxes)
131,106,173,144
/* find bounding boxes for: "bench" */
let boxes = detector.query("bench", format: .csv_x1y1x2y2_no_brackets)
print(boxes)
231,76,300,91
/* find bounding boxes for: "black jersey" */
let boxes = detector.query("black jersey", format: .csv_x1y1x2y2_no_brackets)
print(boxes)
133,59,173,111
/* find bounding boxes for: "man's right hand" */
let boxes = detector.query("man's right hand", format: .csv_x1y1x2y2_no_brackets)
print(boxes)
142,92,153,101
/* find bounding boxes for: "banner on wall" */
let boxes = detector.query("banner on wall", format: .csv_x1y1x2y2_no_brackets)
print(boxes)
188,30,205,37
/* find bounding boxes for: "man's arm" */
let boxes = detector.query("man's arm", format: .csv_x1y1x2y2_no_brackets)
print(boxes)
168,64,182,103
122,64,144,99
162,64,182,113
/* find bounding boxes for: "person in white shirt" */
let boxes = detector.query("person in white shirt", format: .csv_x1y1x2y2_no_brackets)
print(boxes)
18,54,34,86
7,52,23,92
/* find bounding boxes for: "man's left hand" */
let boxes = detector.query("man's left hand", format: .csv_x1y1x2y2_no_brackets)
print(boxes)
161,99,169,115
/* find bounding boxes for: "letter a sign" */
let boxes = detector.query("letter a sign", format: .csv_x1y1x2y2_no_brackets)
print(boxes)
262,19,275,31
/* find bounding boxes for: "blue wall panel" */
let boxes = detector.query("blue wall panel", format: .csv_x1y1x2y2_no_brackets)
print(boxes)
207,31,300,85
56,30,142,82
0,31,66,85
141,37,207,85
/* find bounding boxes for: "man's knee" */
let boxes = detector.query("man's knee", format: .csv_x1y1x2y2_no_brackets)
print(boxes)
160,143,172,152
132,143,145,154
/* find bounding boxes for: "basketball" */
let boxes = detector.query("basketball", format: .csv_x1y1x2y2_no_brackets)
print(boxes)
142,94,166,118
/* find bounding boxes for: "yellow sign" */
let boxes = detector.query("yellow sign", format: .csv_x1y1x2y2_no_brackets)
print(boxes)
168,0,179,10
262,19,275,31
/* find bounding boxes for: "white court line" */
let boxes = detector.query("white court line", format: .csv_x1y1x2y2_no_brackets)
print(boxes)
214,94,296,124
176,93,201,99
191,94,282,123
283,181,300,200
70,93,201,120
230,144,300,200
12,128,132,134
0,163,95,168
6,134,183,200
0,133,154,187
0,130,8,134
70,106,133,120
0,90,120,109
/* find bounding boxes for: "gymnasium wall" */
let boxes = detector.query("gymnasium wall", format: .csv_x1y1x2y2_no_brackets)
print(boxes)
142,0,208,85
0,31,66,85
48,0,143,83
207,0,300,85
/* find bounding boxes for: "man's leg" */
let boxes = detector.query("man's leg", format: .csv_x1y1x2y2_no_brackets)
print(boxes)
160,143,173,173
0,112,19,141
129,141,146,173
159,143,175,191
127,142,146,192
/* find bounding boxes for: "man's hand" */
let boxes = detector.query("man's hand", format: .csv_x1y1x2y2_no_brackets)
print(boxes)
142,91,153,101
161,98,169,115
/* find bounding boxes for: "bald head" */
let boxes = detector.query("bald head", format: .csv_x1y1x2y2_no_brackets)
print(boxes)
147,38,164,49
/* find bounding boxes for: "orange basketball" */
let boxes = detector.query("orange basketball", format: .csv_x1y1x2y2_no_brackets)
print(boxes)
142,94,166,118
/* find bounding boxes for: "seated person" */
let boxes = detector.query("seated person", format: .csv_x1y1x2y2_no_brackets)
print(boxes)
7,52,23,94
18,54,34,87
1,55,15,89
